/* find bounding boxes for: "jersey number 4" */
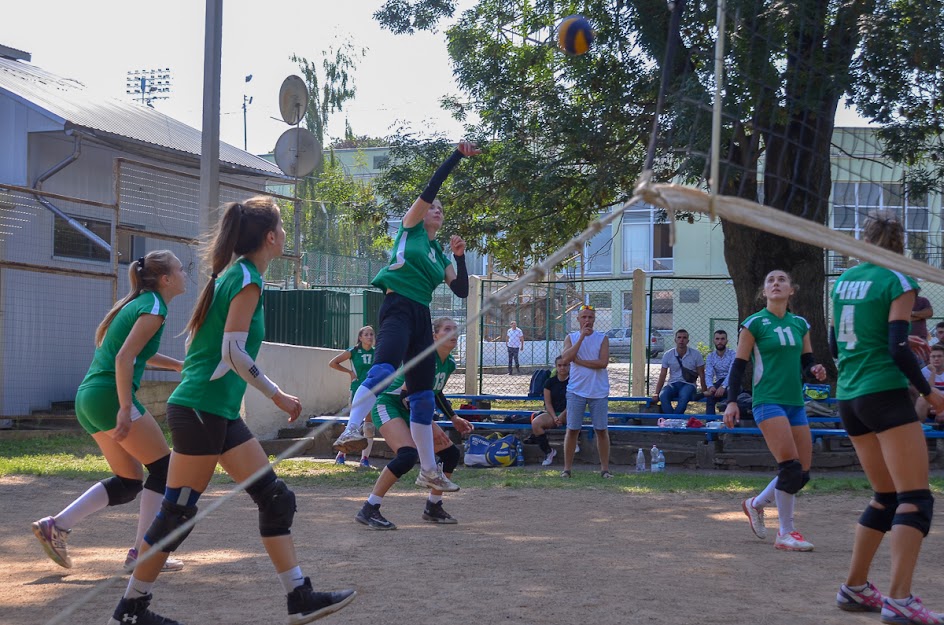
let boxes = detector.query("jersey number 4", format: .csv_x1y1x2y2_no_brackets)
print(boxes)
837,305,857,350
773,326,797,346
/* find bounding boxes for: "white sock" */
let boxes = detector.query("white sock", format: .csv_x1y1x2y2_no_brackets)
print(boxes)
367,493,383,506
775,489,796,535
347,384,377,431
124,575,155,599
278,566,306,593
888,596,915,605
409,422,438,472
753,476,778,510
362,437,374,459
55,481,110,530
134,489,163,551
428,494,443,504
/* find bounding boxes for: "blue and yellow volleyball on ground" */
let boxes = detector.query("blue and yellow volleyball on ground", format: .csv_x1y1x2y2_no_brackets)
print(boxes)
485,440,517,467
557,15,594,56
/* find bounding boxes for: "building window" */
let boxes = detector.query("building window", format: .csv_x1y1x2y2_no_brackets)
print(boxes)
831,182,930,271
372,155,390,170
622,207,674,273
117,228,147,264
584,225,613,274
53,215,110,262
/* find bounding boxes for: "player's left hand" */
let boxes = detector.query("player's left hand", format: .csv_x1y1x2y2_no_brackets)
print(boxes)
450,235,466,257
811,364,827,381
451,416,474,436
909,336,930,362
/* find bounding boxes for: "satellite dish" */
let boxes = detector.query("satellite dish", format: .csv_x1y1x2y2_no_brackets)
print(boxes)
279,75,309,125
273,127,322,178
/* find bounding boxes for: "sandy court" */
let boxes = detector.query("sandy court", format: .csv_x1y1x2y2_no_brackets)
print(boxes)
3,474,944,625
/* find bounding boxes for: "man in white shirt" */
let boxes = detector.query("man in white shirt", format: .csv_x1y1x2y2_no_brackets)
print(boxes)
652,329,706,414
559,305,612,479
506,321,524,375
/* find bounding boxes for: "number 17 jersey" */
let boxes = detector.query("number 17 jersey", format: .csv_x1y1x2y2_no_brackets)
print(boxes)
831,263,918,400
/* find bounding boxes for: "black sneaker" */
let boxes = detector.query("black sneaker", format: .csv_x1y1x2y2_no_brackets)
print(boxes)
107,594,181,625
422,501,458,524
287,577,357,624
522,434,538,445
354,503,396,530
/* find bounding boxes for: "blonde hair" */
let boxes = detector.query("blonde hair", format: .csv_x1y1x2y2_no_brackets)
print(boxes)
863,209,905,254
432,316,456,336
183,197,280,338
95,250,178,346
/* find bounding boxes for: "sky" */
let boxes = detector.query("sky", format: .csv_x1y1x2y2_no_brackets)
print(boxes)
1,1,472,156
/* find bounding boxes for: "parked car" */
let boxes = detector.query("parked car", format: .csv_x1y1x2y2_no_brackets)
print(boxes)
604,328,664,359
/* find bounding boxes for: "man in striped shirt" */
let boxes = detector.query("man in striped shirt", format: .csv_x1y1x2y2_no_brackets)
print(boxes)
705,330,734,415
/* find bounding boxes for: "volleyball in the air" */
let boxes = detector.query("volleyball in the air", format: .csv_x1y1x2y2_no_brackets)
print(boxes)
486,441,517,467
557,15,594,56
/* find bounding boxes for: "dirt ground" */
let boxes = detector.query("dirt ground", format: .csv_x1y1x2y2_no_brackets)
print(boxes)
3,474,944,625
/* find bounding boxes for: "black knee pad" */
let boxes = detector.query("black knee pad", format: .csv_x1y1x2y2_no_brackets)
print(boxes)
386,446,419,478
143,454,170,494
800,471,811,491
101,475,143,506
859,492,898,533
775,460,804,494
145,499,198,552
894,490,934,537
248,475,297,538
438,444,460,474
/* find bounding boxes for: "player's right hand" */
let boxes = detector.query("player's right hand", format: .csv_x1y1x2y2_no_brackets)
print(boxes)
273,390,302,422
723,403,740,428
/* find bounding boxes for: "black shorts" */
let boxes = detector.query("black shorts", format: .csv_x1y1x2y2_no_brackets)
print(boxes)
838,388,919,436
166,404,255,456
374,292,435,394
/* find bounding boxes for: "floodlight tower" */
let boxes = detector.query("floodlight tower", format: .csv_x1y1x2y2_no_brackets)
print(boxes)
125,68,173,107
242,74,253,150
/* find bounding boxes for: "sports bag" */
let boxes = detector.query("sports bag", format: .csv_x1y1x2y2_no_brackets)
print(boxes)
464,433,523,467
528,369,551,397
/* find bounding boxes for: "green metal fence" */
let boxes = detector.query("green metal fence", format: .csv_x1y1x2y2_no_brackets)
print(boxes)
263,289,350,349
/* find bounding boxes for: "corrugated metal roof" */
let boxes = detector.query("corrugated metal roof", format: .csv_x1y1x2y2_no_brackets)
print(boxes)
0,56,283,177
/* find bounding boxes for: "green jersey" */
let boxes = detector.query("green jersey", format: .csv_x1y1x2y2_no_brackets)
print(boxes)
741,309,809,407
831,263,918,400
80,291,168,391
371,222,452,306
374,353,457,416
169,258,265,420
348,345,375,392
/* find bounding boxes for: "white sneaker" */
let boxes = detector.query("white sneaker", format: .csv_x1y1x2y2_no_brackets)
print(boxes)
741,498,767,539
332,425,368,454
415,467,459,492
775,530,814,551
575,443,581,454
541,449,557,466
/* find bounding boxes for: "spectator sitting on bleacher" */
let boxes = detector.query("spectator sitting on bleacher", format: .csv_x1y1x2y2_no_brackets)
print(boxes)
916,344,944,423
528,356,569,466
929,321,944,347
652,329,706,414
704,329,733,415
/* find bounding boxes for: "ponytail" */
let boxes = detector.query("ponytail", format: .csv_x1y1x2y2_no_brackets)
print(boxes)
182,197,280,339
95,250,176,346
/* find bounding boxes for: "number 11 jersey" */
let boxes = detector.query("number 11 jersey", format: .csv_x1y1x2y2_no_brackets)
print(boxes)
741,308,810,407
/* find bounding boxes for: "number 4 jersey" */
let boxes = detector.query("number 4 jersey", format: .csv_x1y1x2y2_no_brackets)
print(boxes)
741,308,810,407
831,263,919,400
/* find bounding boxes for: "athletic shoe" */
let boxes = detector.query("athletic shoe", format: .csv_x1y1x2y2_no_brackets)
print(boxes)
107,593,181,625
415,467,459,492
359,457,372,469
31,516,72,569
332,426,368,454
560,469,572,478
774,530,814,551
601,470,614,479
334,452,346,465
522,434,538,445
422,501,458,524
541,449,557,466
124,547,185,573
286,577,357,625
742,498,767,540
881,596,944,624
836,582,884,613
354,503,396,530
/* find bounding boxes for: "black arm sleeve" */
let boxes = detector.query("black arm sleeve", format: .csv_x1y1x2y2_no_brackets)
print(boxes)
435,391,457,420
889,320,932,396
800,352,816,378
829,325,838,358
726,358,748,403
420,150,463,203
449,254,469,298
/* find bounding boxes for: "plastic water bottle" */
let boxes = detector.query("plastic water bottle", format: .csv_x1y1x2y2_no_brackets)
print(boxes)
656,449,666,472
516,441,525,466
650,445,660,473
636,448,646,472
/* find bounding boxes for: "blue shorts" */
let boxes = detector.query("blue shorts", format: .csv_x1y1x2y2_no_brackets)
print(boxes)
752,403,808,427
565,392,608,430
